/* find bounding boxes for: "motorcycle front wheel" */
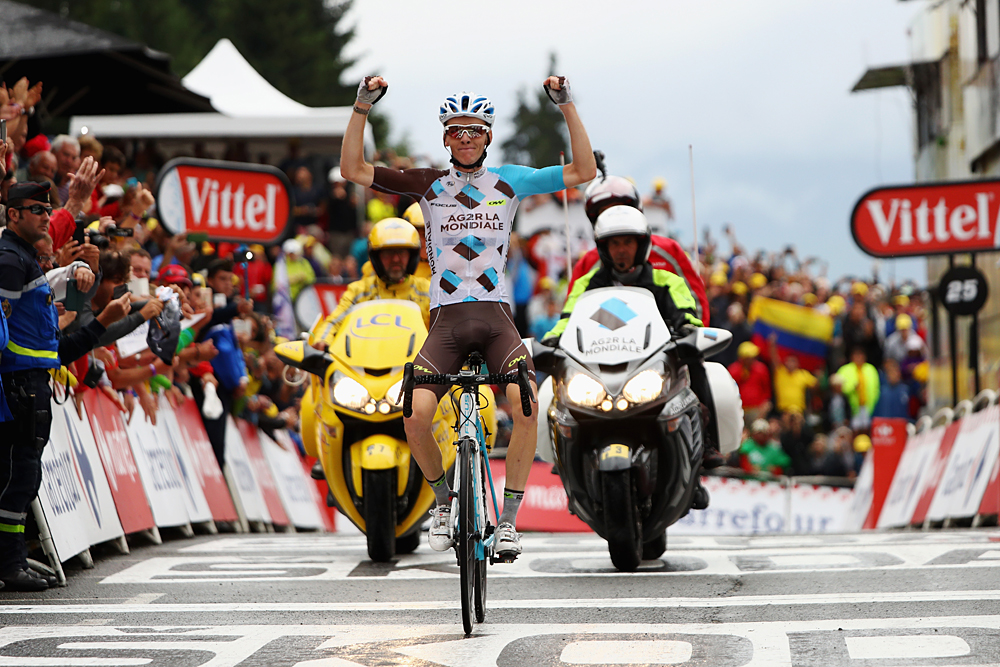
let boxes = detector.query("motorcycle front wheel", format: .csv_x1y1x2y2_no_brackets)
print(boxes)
363,468,397,562
602,469,642,572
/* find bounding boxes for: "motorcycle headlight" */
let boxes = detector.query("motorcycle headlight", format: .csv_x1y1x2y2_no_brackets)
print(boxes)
332,375,370,410
387,379,405,407
565,372,606,407
622,369,665,405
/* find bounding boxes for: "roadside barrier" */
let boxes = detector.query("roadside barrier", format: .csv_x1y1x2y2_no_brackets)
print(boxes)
855,391,1000,531
31,391,330,583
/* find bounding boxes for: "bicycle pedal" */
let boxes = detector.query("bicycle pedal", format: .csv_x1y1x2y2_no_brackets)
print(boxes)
495,553,518,564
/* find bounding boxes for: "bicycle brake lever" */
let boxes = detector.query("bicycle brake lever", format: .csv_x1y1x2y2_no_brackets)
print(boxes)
401,362,414,418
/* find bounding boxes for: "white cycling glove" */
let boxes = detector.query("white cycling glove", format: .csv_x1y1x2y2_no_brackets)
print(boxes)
543,76,573,106
356,76,388,105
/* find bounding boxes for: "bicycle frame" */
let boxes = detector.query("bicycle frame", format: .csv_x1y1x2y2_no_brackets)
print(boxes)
449,376,501,562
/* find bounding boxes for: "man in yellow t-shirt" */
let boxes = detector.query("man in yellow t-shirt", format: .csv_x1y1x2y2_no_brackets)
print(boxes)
767,333,818,415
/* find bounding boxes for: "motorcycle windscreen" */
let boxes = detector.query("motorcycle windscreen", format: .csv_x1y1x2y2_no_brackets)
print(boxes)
332,300,427,369
559,287,670,366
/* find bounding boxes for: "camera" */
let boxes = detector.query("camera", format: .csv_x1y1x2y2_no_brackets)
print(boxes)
106,225,134,238
86,230,110,250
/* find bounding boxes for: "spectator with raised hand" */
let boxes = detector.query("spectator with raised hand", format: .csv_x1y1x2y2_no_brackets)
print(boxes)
51,135,81,205
767,332,817,417
47,155,105,252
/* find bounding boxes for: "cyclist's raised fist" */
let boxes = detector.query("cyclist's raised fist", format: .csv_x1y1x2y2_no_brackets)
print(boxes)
543,75,573,106
357,76,388,105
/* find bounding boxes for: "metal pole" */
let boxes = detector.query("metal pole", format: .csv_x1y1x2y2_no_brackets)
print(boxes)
560,152,572,278
970,252,980,394
948,254,958,405
689,146,700,273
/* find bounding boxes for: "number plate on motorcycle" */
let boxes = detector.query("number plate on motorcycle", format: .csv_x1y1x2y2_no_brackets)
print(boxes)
600,444,630,461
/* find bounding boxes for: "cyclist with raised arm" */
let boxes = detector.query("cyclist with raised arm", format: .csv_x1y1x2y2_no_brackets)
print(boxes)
340,74,596,559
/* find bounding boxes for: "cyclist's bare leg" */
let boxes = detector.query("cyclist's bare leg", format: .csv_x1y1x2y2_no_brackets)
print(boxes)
404,387,445,481
502,380,539,494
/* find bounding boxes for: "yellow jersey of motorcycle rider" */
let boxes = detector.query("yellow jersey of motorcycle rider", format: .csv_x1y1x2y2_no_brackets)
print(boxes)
340,74,596,558
543,206,719,509
313,218,431,345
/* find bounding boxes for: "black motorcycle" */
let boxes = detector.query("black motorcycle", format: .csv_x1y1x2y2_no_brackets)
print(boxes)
533,287,737,571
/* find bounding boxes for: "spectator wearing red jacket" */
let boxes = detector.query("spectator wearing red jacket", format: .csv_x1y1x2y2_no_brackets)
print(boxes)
567,175,709,325
728,341,771,427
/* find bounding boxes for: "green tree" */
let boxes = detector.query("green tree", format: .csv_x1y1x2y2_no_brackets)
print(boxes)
501,53,567,167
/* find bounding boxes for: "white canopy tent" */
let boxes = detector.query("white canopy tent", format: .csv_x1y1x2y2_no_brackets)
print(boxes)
69,39,373,161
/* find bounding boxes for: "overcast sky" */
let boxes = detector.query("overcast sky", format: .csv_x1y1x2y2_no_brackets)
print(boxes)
341,0,924,284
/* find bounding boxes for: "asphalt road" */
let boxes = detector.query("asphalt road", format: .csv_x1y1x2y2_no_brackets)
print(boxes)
3,527,1000,665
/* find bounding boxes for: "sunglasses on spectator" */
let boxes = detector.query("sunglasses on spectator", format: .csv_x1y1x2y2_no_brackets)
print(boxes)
12,204,53,215
444,124,490,140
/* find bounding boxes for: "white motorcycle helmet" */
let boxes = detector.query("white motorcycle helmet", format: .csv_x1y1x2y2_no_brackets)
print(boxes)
593,206,652,272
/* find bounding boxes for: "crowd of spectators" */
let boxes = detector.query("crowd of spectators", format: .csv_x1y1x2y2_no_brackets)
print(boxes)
3,75,931,492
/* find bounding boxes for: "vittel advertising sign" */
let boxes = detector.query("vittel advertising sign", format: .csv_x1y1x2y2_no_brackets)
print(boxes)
851,179,1000,257
155,158,292,244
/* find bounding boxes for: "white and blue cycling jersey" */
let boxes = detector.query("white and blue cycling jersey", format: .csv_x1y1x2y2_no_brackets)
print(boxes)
372,164,564,309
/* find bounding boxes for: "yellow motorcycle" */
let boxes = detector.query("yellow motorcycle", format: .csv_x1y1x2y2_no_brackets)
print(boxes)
276,299,495,561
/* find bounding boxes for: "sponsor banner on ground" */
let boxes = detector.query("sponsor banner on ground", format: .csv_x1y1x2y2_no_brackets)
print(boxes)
157,395,213,524
224,417,271,524
877,424,947,529
260,431,325,530
236,420,289,526
61,402,125,547
928,405,1000,522
488,460,590,532
910,421,962,526
81,392,154,534
124,412,190,528
172,399,239,522
37,404,99,561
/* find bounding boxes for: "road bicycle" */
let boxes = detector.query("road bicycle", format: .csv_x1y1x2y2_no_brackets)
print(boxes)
402,352,534,635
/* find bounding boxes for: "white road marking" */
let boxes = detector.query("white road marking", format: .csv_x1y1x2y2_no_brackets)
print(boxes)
3,619,1000,667
5,589,1000,614
846,635,971,659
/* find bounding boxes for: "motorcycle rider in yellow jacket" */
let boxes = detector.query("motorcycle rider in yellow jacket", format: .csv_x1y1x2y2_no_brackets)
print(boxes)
313,218,430,347
360,203,432,281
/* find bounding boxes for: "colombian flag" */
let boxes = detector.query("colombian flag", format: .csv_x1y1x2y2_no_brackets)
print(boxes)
747,297,834,372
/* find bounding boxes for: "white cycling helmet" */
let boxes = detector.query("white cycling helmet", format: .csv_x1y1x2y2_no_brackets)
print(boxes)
439,92,495,126
594,206,652,270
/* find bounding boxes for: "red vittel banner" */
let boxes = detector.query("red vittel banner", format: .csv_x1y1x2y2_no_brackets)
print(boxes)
155,158,292,244
851,179,1000,257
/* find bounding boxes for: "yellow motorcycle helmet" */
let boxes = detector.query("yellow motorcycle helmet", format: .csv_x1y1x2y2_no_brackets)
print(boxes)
402,201,424,228
368,218,420,284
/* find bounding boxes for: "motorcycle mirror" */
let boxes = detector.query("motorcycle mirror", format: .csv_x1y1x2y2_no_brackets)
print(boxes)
274,340,333,378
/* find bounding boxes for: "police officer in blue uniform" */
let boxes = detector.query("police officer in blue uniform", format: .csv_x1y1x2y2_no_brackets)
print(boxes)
0,181,123,591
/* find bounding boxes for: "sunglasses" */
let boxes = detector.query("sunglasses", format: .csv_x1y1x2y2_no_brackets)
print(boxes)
13,204,53,215
444,124,490,140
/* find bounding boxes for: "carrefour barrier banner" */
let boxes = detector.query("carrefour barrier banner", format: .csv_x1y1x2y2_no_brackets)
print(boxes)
846,450,875,531
928,405,1000,522
260,431,324,530
37,408,92,561
173,400,238,522
61,403,125,546
910,421,962,525
158,395,213,524
224,417,270,523
237,420,289,526
125,412,190,528
877,424,947,528
673,477,789,535
82,392,154,534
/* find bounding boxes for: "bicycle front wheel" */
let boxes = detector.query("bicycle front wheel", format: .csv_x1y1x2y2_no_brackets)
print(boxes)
458,437,476,635
474,454,488,623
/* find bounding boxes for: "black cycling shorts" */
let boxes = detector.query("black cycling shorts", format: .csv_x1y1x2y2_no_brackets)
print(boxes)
413,302,535,400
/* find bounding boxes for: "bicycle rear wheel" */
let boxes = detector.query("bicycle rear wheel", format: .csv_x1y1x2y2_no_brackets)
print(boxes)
458,438,476,635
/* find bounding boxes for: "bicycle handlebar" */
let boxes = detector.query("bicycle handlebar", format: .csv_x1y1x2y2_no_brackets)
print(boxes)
400,360,535,418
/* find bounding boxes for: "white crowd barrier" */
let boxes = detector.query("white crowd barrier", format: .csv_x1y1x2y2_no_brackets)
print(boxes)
872,403,1000,529
33,389,330,569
